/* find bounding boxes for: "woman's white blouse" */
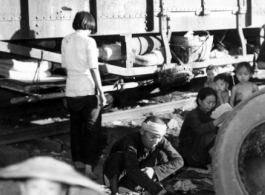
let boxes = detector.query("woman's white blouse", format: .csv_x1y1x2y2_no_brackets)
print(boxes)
61,31,98,97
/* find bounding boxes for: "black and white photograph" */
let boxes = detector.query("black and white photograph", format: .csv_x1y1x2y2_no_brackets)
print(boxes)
0,1,264,195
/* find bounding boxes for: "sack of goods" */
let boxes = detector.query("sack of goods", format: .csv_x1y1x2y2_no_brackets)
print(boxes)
158,64,194,88
211,103,232,119
0,59,52,82
170,31,213,64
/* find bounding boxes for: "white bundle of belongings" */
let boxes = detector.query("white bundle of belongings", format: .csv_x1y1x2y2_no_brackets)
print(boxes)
173,180,197,192
211,103,233,126
211,103,232,119
0,59,52,82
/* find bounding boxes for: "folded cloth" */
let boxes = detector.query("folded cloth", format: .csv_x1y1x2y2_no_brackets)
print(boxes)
0,59,52,72
211,103,232,119
0,66,51,81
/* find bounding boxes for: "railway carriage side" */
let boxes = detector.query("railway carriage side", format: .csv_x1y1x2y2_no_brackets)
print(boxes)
0,0,265,104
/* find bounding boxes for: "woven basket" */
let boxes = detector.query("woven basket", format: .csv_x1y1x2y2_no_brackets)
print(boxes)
170,31,213,64
158,65,193,88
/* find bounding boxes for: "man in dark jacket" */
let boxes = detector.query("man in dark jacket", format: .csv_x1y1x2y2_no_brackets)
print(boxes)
103,116,184,195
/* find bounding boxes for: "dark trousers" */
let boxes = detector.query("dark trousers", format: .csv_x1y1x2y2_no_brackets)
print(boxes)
103,149,168,191
66,95,102,165
185,132,215,169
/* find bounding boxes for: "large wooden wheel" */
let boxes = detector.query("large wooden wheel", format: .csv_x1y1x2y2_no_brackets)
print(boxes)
213,88,265,195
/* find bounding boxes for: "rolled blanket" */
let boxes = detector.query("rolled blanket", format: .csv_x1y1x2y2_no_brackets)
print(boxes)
0,66,51,81
132,48,165,66
0,59,52,72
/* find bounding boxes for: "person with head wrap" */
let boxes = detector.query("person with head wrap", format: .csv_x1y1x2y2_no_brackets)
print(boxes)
103,116,184,195
0,156,105,195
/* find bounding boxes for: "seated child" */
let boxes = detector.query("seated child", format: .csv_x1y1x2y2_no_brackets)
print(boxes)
230,62,259,107
214,73,230,107
204,65,218,90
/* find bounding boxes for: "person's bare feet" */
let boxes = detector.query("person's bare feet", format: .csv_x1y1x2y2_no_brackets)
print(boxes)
85,164,98,180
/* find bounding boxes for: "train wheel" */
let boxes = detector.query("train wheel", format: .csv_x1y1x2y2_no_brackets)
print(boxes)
213,88,265,195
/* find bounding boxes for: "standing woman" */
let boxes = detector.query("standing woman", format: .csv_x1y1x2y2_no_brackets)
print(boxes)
178,87,229,169
61,11,106,179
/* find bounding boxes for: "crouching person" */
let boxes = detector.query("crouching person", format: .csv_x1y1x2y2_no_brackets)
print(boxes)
103,116,184,195
0,156,104,195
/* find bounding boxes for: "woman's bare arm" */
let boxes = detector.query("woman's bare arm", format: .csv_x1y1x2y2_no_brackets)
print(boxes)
90,68,107,107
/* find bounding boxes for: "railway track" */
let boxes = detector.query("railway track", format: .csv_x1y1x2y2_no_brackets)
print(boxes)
0,88,198,185
0,77,204,174
103,94,196,122
0,93,197,145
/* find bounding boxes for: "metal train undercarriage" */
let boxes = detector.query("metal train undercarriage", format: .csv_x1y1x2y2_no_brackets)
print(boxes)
0,0,265,104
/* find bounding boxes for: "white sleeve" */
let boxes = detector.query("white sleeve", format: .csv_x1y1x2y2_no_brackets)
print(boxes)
61,38,66,68
87,38,98,69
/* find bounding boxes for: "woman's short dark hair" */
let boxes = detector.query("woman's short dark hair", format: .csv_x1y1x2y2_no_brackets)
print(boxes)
196,87,218,106
72,11,96,32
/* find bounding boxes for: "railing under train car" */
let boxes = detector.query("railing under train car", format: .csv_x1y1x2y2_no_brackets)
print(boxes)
0,0,265,103
0,41,256,104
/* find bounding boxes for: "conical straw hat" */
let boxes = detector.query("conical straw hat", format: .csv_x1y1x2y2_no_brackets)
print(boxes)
0,156,104,195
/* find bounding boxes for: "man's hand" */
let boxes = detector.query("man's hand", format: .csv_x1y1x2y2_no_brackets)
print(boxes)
141,167,154,179
99,93,107,107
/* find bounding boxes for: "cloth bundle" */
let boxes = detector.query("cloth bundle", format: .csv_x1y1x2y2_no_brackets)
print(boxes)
173,180,197,192
158,64,194,88
0,59,52,82
211,103,232,127
211,103,232,119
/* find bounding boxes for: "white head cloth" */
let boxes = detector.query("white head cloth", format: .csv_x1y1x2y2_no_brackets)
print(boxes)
141,121,167,135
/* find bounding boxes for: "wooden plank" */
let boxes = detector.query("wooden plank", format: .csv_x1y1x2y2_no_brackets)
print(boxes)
10,92,65,104
190,54,254,69
0,97,197,145
99,63,160,76
102,96,197,123
0,41,61,63
0,121,69,145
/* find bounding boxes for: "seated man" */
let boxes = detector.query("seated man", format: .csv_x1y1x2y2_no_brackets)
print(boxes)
103,116,184,195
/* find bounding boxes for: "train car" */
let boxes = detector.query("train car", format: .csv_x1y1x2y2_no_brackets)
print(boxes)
0,0,265,104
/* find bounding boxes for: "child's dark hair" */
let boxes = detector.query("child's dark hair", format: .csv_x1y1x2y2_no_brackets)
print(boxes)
196,87,218,107
206,65,217,72
235,62,253,74
214,73,230,83
72,11,95,32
